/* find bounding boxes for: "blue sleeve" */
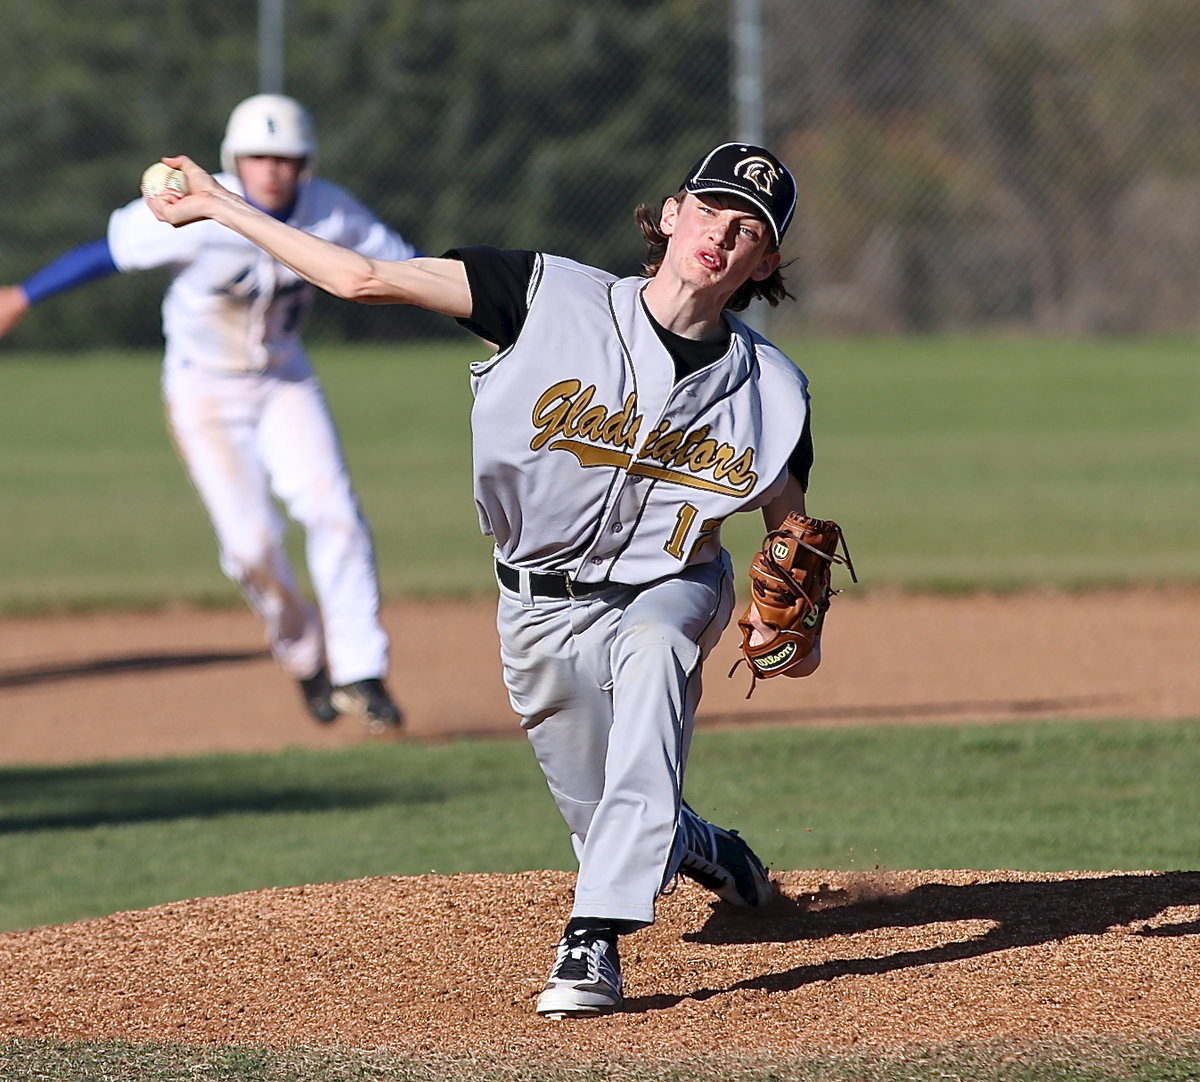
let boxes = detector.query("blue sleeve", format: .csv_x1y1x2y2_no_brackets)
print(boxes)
21,238,119,304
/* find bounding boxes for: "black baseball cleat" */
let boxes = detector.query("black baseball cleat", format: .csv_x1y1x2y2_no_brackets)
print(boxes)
298,667,339,725
536,926,623,1019
677,801,774,907
330,677,403,733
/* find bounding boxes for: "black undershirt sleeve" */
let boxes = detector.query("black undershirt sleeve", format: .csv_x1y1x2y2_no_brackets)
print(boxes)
789,409,814,491
444,246,536,351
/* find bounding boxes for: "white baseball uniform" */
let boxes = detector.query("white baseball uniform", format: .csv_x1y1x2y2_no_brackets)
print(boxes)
106,174,419,686
455,248,811,929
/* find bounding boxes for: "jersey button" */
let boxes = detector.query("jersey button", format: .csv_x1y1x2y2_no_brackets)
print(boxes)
612,524,623,533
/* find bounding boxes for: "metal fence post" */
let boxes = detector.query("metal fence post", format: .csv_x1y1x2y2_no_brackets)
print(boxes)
259,0,286,94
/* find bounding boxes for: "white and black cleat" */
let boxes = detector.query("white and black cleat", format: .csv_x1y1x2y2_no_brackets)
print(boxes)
536,927,622,1019
330,677,403,733
677,801,775,907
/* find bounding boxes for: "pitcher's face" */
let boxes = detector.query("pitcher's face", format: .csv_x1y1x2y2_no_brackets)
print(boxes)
659,193,780,293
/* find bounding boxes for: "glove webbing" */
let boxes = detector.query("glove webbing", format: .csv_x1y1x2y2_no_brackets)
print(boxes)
755,522,857,615
773,523,858,587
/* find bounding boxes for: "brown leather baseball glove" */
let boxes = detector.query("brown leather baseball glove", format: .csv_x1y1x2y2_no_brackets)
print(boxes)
729,513,856,696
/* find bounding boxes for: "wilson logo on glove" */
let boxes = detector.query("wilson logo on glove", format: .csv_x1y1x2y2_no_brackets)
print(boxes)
751,642,798,672
729,513,857,697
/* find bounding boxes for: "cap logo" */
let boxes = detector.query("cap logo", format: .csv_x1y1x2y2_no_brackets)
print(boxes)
734,155,781,196
266,117,276,134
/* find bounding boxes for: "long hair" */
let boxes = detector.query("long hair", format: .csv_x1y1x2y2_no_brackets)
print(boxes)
634,190,794,311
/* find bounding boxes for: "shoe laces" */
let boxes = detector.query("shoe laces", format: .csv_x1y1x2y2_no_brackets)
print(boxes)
551,930,609,982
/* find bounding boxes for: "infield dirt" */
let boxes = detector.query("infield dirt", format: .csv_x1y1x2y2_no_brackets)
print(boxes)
1,589,1199,1056
3,589,1199,764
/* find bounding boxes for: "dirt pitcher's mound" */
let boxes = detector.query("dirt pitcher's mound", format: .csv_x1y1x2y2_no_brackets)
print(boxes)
2,870,1200,1058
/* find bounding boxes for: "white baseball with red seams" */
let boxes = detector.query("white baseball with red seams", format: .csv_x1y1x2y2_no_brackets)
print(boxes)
140,162,189,199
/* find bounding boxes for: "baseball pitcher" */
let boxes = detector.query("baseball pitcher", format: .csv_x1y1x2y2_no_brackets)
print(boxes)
143,140,848,1017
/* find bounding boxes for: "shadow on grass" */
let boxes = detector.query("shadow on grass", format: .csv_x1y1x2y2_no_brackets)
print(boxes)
627,871,1200,1011
0,756,443,834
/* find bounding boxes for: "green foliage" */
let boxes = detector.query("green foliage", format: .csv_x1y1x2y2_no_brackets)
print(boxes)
0,0,729,349
9,1,1200,347
298,0,730,270
0,2,259,349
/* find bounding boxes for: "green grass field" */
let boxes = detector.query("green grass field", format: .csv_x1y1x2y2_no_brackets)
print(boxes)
4,718,1200,935
4,719,1200,1080
1,337,1198,1080
0,336,1196,612
6,1036,1200,1082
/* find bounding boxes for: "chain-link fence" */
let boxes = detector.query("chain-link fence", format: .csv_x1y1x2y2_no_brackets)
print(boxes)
4,0,1200,349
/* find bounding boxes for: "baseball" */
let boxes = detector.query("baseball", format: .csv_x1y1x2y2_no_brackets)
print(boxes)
140,161,189,199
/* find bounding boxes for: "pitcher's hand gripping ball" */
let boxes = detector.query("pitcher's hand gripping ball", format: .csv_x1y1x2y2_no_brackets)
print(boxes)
140,162,189,199
731,513,856,696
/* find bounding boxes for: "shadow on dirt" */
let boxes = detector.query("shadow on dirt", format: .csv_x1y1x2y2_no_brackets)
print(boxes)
627,871,1200,1010
697,693,1124,728
0,649,271,690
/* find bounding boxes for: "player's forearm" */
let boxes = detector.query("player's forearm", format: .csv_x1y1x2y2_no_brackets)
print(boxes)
149,155,474,319
761,474,807,532
200,185,471,317
204,187,380,301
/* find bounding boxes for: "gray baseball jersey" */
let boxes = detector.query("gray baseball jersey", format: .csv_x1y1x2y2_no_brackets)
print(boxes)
460,249,810,927
470,255,807,581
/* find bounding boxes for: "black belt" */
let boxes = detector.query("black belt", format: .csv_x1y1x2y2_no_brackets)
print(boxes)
495,560,615,599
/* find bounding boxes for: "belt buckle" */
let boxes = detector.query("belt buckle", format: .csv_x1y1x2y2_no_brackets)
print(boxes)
566,573,604,600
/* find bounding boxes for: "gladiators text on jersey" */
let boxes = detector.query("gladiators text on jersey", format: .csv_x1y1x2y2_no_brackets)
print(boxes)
530,378,758,498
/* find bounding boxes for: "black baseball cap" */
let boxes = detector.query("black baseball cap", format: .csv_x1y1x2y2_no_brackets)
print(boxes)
682,142,797,246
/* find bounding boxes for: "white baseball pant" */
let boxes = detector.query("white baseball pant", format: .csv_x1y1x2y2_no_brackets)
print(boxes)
162,361,388,686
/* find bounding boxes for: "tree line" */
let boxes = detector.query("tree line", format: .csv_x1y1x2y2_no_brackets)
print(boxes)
4,0,1200,348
